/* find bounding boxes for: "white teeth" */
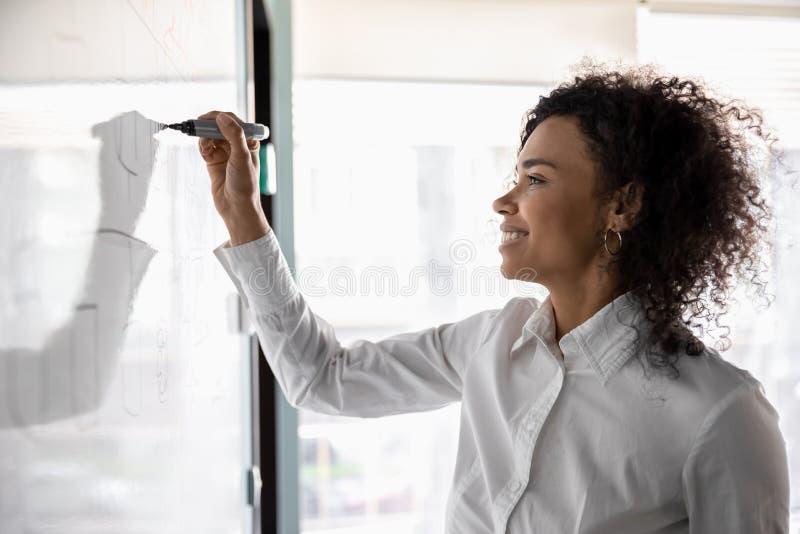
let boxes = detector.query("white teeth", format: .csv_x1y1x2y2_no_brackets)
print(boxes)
502,231,528,243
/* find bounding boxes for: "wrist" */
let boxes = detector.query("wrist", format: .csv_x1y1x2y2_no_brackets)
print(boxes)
225,208,271,246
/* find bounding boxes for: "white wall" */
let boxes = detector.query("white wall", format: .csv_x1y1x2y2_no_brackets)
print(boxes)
293,0,638,84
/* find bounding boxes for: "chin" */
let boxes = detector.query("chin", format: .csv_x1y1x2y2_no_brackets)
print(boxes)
501,262,540,283
500,263,522,280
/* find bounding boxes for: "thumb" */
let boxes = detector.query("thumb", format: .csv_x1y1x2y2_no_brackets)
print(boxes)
216,113,249,161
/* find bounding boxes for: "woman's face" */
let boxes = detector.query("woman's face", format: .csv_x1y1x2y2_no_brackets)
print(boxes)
492,114,606,287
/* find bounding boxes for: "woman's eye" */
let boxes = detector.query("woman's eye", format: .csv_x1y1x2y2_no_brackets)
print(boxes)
511,176,543,186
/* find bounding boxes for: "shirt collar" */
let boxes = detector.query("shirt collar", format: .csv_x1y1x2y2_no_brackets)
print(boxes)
520,290,649,386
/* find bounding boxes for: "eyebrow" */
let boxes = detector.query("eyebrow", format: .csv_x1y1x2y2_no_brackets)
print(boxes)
519,158,558,171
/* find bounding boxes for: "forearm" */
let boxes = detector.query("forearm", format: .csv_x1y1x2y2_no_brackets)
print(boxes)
213,231,494,417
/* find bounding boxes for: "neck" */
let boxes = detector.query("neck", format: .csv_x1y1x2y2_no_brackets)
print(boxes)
548,277,624,343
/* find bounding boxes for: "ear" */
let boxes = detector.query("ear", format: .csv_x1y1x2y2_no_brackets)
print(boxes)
607,181,644,232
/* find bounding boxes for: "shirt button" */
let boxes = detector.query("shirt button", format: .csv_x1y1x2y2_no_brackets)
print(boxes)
509,480,521,491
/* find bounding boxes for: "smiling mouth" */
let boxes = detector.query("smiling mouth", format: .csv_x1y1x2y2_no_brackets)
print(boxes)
501,231,529,244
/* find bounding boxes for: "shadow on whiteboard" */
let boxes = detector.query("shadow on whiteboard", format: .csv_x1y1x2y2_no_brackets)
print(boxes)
0,111,160,428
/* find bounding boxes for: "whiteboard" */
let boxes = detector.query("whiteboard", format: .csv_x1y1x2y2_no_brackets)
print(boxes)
0,1,251,532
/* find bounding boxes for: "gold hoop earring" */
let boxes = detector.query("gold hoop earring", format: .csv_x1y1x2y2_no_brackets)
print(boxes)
604,229,622,256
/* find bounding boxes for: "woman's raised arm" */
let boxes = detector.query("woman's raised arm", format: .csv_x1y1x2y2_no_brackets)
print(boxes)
213,230,499,417
201,109,500,417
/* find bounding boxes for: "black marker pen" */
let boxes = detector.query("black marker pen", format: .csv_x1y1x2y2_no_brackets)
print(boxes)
162,119,269,141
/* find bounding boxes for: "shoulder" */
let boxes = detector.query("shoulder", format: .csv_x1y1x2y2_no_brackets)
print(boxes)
450,296,543,353
504,295,544,317
664,345,784,455
626,342,776,443
483,295,543,335
672,344,763,410
679,357,790,529
680,349,788,508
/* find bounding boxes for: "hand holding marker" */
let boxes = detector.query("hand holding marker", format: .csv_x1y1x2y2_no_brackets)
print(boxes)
161,118,269,140
161,112,272,244
187,111,272,247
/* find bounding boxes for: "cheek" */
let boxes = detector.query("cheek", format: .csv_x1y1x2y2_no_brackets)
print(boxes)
520,194,556,227
524,194,595,249
522,196,570,238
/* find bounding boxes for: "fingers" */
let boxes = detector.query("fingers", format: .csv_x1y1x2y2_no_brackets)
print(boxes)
197,110,222,120
199,138,218,162
196,111,222,162
215,112,250,161
246,138,261,167
196,111,258,165
198,110,245,122
197,110,255,149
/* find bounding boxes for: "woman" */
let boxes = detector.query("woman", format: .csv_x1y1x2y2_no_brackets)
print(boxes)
199,63,790,533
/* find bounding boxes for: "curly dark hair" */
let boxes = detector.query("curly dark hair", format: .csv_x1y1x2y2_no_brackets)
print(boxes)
518,60,781,378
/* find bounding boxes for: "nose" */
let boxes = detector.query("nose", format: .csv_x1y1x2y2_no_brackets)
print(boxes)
492,190,517,216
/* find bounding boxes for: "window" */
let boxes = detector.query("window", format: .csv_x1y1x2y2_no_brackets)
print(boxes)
292,79,547,533
290,8,800,530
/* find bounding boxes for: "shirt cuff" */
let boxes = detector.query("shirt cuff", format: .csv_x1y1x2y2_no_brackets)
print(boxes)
212,229,300,313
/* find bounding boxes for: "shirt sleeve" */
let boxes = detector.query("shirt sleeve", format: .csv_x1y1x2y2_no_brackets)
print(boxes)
681,380,790,533
213,230,499,417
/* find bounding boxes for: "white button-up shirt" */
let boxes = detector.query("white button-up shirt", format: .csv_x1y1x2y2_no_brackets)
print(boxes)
213,230,790,533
